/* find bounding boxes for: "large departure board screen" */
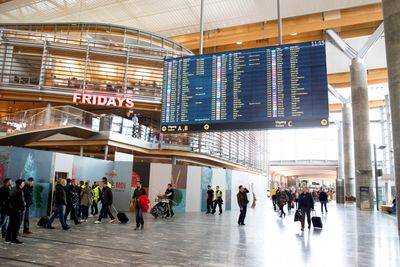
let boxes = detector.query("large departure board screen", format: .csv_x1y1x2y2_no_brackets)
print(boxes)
161,41,329,133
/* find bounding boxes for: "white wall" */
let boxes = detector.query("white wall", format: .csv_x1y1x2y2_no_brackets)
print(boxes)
53,153,74,179
231,170,268,211
186,166,202,212
148,163,172,208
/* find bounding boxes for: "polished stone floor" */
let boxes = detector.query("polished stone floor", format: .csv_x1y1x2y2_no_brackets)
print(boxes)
0,202,399,267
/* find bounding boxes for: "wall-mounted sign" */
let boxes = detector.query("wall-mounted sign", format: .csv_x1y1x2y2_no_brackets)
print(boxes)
72,93,134,108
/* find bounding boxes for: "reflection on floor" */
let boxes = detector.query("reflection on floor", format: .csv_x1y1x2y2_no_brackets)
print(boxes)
0,203,399,267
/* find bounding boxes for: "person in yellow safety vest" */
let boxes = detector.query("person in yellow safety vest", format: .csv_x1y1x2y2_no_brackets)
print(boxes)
91,181,100,216
212,186,223,215
271,187,277,211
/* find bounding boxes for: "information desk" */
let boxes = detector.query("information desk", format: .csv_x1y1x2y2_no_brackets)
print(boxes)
161,41,329,133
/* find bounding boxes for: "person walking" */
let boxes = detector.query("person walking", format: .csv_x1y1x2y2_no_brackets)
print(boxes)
319,188,328,214
277,188,288,217
47,178,69,230
271,187,277,211
298,187,314,231
212,186,223,215
6,179,25,244
237,185,249,226
132,181,146,230
64,179,81,225
286,188,293,212
23,177,34,234
90,181,100,217
80,181,92,222
0,178,12,239
206,185,214,214
94,179,115,224
164,183,174,218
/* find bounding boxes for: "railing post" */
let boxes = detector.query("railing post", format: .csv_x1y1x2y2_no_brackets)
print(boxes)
82,43,90,90
124,47,130,95
39,41,48,89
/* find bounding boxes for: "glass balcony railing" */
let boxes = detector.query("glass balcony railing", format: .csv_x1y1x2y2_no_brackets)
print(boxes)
0,106,100,135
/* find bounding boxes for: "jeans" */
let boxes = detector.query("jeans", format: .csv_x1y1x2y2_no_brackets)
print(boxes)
98,203,115,221
320,201,328,213
23,206,30,232
48,204,67,228
65,204,79,224
0,211,9,238
6,210,22,242
91,200,98,215
135,206,144,227
81,206,89,220
300,208,311,229
238,205,247,225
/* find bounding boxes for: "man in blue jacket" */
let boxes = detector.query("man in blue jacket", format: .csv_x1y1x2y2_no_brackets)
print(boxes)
298,187,314,231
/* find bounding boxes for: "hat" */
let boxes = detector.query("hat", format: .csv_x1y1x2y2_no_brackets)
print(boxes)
15,179,25,186
28,177,34,182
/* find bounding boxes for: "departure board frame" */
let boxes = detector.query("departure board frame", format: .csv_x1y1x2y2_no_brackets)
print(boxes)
160,41,329,133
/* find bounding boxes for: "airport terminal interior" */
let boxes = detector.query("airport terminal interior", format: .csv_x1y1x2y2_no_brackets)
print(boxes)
0,0,399,266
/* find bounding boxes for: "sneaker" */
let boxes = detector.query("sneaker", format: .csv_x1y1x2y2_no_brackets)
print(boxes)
140,225,144,230
109,219,115,223
75,221,82,225
94,221,101,224
23,231,33,235
46,225,55,229
62,226,70,230
11,239,23,244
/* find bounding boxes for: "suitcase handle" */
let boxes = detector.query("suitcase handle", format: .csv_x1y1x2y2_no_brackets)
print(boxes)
112,205,118,213
311,210,318,216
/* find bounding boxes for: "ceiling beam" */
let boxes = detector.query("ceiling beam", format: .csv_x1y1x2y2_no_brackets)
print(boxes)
171,3,383,52
328,67,388,88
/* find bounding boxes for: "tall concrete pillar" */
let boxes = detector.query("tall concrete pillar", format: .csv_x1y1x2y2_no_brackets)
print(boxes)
350,58,373,209
342,103,355,198
382,0,400,234
337,123,345,204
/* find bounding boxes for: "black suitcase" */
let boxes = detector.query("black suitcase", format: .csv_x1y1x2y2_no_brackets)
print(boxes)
311,211,323,228
113,206,129,223
37,216,49,227
117,212,129,223
294,209,302,222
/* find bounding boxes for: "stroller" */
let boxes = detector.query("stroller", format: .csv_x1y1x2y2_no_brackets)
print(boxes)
150,200,168,218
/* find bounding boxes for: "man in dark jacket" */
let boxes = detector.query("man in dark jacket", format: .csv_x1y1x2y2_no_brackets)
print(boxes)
6,179,25,244
64,179,81,225
206,185,214,214
94,179,115,224
132,181,146,230
237,185,249,226
165,183,174,218
47,178,69,230
298,187,314,231
23,177,34,234
0,178,12,239
318,189,328,214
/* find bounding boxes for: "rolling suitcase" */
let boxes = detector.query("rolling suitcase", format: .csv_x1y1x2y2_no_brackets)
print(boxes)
112,206,129,223
311,211,323,229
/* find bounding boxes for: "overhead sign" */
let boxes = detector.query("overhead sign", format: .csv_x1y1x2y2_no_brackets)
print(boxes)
160,41,329,133
72,93,134,108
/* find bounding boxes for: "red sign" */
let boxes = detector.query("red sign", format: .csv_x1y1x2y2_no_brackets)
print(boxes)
73,93,134,108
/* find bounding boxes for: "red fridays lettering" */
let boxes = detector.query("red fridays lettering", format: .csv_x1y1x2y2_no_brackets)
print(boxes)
73,93,134,108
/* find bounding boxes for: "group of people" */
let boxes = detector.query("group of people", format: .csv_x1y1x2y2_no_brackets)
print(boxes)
270,186,330,231
0,178,34,244
206,185,224,215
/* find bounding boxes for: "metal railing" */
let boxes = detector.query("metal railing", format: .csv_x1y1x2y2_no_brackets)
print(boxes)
0,106,100,135
0,25,192,102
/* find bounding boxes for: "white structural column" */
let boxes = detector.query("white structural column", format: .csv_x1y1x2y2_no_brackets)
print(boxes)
342,103,355,198
350,58,373,209
382,0,400,235
326,24,384,209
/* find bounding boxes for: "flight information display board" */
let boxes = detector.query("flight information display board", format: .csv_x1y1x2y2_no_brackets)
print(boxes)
160,41,329,133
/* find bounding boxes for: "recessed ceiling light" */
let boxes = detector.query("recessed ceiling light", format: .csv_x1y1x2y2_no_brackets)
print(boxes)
236,41,243,45
291,33,297,36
